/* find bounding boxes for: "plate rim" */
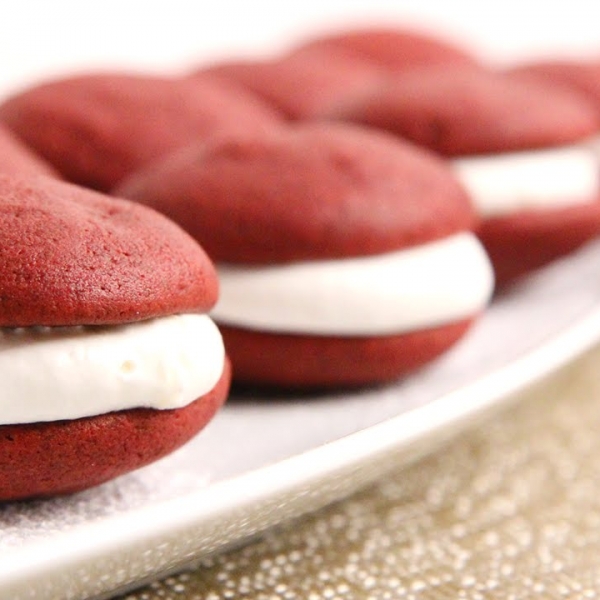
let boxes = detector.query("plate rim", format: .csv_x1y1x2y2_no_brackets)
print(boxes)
2,295,600,599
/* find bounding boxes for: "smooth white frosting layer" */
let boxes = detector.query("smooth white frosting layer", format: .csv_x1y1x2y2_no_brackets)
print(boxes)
0,314,225,425
453,145,599,218
212,233,493,336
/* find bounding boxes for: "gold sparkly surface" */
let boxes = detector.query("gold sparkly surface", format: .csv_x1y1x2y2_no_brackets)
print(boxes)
118,344,600,600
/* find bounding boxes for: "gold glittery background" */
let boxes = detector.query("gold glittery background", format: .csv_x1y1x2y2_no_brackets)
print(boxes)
118,344,600,599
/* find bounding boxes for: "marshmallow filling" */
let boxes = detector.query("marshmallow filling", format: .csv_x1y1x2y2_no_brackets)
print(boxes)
212,232,494,336
453,145,599,218
0,313,225,424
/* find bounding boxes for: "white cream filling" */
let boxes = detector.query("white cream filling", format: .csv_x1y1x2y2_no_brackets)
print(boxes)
452,145,599,218
212,233,494,336
0,313,225,425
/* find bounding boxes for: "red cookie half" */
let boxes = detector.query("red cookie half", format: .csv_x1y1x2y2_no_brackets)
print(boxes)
508,59,600,107
0,124,59,178
0,173,217,326
322,66,599,155
0,360,230,501
117,122,476,263
479,202,600,284
200,47,386,120
0,72,283,191
220,322,473,389
295,26,478,71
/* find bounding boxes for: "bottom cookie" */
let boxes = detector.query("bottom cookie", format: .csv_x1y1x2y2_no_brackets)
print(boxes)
220,320,474,389
478,200,600,285
0,360,231,502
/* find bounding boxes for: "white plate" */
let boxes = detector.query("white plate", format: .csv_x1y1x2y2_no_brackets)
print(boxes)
2,4,600,599
3,237,600,600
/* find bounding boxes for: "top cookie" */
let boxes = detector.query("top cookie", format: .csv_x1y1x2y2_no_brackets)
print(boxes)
0,174,217,326
294,26,478,71
116,122,476,264
0,72,283,191
321,67,600,155
508,59,600,106
200,47,386,119
0,124,58,178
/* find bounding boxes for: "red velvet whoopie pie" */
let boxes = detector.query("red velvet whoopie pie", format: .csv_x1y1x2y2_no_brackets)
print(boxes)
117,122,494,389
0,174,229,501
0,72,283,192
0,123,59,178
320,66,600,284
